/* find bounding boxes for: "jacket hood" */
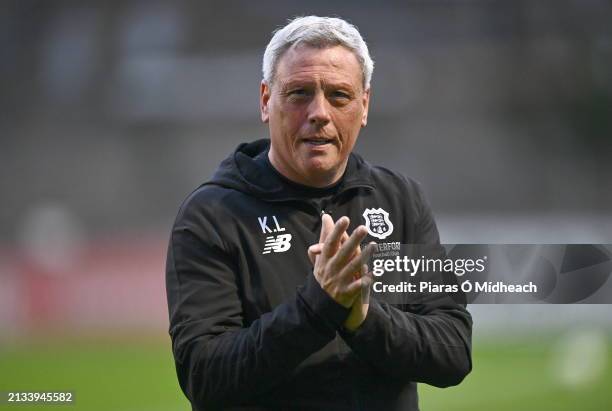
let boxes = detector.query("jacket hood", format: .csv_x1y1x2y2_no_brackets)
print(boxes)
206,139,375,200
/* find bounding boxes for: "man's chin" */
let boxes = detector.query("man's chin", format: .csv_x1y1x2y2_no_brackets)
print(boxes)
302,158,333,173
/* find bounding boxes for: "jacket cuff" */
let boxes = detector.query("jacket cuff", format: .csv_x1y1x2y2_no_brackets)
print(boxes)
297,273,351,330
339,298,383,342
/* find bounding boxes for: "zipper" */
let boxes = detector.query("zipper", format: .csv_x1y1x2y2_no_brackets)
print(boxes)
261,183,374,205
261,184,374,224
320,183,374,217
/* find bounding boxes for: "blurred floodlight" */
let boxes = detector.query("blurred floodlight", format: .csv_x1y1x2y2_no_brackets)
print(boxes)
110,53,260,122
550,328,609,389
119,2,184,54
42,7,101,103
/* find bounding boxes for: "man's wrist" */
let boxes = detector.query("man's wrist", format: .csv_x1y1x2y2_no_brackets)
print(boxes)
298,273,352,330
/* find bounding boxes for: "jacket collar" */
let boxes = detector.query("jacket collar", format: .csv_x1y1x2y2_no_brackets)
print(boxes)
207,139,375,201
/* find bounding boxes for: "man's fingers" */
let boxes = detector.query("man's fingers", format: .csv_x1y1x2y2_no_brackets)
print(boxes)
340,231,349,245
312,231,353,266
346,267,374,299
338,241,375,280
360,268,373,303
322,216,350,258
319,213,335,243
307,243,323,265
361,271,373,287
309,232,353,266
345,276,371,296
362,242,377,262
333,225,367,267
339,252,367,281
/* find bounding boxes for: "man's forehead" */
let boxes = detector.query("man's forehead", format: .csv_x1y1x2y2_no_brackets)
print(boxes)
274,43,364,88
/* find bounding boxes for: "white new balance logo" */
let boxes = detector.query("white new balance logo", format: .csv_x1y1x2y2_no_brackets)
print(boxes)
262,234,292,254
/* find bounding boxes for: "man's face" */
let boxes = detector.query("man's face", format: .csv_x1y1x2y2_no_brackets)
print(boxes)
260,44,370,187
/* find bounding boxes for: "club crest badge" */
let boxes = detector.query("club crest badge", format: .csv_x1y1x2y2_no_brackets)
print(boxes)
362,208,394,239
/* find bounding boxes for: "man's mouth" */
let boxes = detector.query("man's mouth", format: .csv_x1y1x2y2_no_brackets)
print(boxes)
302,137,334,146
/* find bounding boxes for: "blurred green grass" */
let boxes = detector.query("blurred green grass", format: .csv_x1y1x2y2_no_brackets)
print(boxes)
0,335,187,411
1,335,611,410
420,337,612,411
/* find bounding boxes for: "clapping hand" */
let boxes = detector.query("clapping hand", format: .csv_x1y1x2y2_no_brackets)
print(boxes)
308,214,375,331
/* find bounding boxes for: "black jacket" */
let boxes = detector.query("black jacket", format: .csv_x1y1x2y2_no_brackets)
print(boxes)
166,139,472,411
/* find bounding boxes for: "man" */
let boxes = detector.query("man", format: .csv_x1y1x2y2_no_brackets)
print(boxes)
166,16,472,411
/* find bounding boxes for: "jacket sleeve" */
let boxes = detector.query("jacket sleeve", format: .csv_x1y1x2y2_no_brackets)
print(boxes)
166,191,351,409
339,179,473,388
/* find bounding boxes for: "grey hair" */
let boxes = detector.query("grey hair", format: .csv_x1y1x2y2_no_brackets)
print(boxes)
262,16,374,89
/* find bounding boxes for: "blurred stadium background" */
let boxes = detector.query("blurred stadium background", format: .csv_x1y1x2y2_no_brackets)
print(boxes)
1,1,611,410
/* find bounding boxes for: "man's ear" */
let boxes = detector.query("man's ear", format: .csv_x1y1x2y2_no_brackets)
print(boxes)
361,88,371,127
260,81,271,123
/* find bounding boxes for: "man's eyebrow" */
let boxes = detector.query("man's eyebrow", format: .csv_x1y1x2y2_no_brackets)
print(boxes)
279,80,314,90
281,80,357,91
325,81,355,89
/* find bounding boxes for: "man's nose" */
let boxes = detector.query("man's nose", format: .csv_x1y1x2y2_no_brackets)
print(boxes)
307,93,331,127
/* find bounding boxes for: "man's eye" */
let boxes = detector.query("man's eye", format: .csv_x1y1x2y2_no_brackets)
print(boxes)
288,89,307,96
331,91,351,99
